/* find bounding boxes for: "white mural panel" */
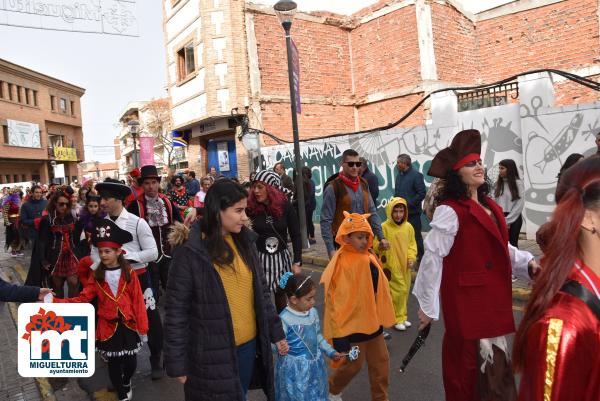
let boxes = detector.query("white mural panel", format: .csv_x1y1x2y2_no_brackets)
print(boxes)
260,73,600,239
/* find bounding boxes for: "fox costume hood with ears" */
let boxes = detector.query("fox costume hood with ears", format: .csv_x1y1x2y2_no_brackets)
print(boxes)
321,212,396,341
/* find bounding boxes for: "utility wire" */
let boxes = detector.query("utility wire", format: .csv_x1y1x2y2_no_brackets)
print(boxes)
243,68,600,144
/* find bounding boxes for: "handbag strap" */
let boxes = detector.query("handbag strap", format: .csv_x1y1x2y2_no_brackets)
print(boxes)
560,280,600,321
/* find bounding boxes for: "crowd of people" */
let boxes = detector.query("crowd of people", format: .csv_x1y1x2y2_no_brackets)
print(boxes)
0,128,599,401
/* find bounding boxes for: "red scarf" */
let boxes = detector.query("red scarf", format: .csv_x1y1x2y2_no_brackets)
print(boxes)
339,173,360,192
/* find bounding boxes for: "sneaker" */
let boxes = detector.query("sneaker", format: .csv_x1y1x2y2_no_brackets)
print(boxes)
383,330,392,339
16,252,24,257
328,393,343,401
511,275,518,283
394,323,406,331
123,383,132,400
10,251,18,257
403,320,412,328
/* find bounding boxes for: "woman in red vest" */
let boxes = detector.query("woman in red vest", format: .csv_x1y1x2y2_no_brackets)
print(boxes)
514,155,600,401
413,129,540,401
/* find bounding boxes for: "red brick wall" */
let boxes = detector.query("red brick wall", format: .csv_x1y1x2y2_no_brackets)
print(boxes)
253,13,353,100
351,7,421,99
431,2,478,84
476,0,600,83
357,93,425,130
554,73,600,105
260,102,355,145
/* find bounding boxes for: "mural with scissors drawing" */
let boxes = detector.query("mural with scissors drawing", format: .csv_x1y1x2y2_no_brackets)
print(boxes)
262,74,600,239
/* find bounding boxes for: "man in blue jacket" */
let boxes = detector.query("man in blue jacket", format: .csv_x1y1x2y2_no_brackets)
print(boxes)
394,154,426,261
20,186,48,249
359,157,380,206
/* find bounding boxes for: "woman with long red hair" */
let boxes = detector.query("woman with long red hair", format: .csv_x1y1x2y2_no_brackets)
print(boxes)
247,170,302,292
514,155,600,401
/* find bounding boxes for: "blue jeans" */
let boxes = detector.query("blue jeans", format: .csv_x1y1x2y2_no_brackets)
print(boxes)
236,338,256,399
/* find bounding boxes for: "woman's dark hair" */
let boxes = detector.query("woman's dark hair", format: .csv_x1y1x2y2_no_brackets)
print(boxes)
86,193,101,205
437,170,490,205
557,153,584,182
274,273,316,313
302,166,312,180
514,155,600,372
95,253,132,284
171,175,184,186
201,179,252,267
46,190,71,216
494,159,521,202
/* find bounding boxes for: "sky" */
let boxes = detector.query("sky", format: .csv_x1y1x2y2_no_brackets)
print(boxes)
0,1,167,162
0,0,511,163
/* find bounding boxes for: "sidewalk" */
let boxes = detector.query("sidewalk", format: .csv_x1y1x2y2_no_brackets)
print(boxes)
0,254,44,401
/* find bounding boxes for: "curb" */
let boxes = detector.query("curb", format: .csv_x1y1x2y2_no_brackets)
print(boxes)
10,262,57,401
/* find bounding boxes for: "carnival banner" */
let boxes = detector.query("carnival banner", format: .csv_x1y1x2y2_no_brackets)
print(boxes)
139,136,155,167
53,146,77,161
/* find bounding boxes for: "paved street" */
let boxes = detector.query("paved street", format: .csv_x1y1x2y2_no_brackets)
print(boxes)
1,224,538,401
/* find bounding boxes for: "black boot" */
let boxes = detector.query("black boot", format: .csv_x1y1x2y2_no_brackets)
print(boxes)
150,355,164,380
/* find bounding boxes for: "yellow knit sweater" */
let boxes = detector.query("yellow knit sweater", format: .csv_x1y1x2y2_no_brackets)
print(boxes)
216,235,257,345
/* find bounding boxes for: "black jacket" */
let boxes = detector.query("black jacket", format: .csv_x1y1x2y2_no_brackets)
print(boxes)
164,223,284,401
19,198,48,240
362,168,380,205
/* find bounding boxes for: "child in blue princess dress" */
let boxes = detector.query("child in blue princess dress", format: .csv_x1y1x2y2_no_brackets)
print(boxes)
274,272,342,401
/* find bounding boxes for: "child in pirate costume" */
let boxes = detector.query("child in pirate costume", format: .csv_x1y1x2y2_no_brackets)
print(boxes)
54,219,148,401
321,212,396,401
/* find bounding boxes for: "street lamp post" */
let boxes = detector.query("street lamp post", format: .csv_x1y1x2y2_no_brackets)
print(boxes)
274,0,308,249
128,119,140,168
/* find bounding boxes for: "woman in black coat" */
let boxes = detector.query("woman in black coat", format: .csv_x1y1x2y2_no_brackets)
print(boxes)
165,179,287,401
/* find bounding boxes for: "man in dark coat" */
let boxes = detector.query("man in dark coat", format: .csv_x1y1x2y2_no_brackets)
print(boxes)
394,154,426,261
165,223,285,401
274,162,295,197
20,185,48,248
359,157,380,205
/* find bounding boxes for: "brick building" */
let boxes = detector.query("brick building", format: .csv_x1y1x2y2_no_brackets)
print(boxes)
0,58,85,185
163,0,600,177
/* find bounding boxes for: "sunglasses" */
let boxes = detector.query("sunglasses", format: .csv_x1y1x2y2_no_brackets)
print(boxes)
344,161,363,168
463,160,483,168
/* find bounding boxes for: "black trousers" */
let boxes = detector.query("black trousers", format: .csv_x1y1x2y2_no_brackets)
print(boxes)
507,214,523,248
408,213,424,260
306,206,315,238
137,269,163,358
148,257,171,302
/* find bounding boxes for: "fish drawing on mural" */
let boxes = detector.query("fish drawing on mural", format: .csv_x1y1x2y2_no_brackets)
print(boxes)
534,113,583,173
481,117,522,168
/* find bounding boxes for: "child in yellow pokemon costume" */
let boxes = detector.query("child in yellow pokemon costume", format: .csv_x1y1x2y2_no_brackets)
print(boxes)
321,211,395,401
375,197,417,331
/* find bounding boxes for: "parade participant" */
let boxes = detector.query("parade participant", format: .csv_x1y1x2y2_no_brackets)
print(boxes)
413,129,540,401
303,167,317,245
193,177,211,208
93,178,163,379
274,162,295,196
394,154,426,262
514,155,600,401
185,170,200,197
168,175,192,219
320,149,389,259
375,197,417,331
124,168,143,207
54,219,148,401
494,159,524,248
321,212,396,401
127,165,182,301
273,272,342,401
20,185,48,250
247,170,302,292
26,190,81,297
165,179,288,401
74,193,105,256
3,188,24,257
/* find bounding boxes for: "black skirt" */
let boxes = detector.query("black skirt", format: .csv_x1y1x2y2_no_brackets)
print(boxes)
96,320,143,358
